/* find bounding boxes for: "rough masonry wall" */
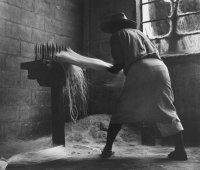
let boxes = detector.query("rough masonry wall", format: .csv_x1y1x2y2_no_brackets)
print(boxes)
164,55,200,145
0,0,83,140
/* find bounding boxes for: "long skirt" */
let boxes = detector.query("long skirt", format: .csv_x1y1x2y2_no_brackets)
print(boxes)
111,58,183,137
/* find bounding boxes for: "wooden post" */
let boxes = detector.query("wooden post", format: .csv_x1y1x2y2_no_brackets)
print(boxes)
51,85,65,146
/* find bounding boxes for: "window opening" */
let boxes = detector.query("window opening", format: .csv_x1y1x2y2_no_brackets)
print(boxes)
141,0,200,54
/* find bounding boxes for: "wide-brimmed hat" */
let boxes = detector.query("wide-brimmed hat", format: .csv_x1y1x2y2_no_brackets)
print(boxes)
101,12,137,33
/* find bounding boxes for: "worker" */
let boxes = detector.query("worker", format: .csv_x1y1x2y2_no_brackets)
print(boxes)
100,12,187,161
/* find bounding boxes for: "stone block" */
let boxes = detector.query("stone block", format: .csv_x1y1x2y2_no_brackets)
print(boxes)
31,28,54,44
0,53,6,70
31,89,51,106
5,56,30,72
0,36,20,55
1,121,51,139
0,18,5,36
29,106,51,122
55,0,65,6
44,18,62,34
0,105,30,122
0,71,20,88
5,21,32,42
21,41,34,58
5,21,20,39
35,0,55,19
0,122,6,139
20,25,32,42
21,9,45,30
3,122,21,138
0,88,31,106
0,106,50,124
21,0,35,11
0,2,21,23
45,0,55,4
6,0,22,7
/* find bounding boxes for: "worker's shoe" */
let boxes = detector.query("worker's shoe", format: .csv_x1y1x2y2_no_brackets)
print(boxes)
168,150,188,161
100,149,114,159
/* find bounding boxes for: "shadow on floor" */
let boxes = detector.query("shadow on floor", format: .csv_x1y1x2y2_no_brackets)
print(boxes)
7,157,195,170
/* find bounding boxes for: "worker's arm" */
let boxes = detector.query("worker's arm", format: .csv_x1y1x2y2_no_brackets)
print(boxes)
109,31,124,74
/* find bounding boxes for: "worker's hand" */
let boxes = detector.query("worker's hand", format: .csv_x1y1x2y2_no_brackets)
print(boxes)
107,64,123,74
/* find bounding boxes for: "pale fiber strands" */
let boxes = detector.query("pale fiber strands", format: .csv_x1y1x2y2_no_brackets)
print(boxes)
56,48,113,71
56,48,113,121
61,63,87,122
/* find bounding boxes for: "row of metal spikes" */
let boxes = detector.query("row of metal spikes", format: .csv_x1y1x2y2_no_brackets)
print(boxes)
34,43,67,61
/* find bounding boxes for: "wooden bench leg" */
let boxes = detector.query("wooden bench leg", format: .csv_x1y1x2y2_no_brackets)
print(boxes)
51,85,65,146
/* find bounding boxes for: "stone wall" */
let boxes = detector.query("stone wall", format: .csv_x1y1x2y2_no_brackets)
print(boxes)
0,0,83,140
164,54,200,145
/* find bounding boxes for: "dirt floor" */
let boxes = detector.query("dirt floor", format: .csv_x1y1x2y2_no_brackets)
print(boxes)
0,114,200,170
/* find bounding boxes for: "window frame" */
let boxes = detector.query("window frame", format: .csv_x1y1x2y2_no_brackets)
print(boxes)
140,0,200,40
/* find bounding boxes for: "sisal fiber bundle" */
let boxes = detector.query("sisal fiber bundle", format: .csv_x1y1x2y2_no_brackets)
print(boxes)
61,63,87,122
56,48,113,71
56,48,113,121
